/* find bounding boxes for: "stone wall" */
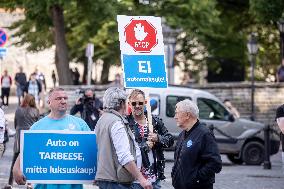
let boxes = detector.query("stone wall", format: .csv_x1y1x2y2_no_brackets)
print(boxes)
191,82,284,126
61,82,284,127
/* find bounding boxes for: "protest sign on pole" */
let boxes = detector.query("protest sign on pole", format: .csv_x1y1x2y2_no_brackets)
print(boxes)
20,130,97,184
117,15,168,89
117,15,168,132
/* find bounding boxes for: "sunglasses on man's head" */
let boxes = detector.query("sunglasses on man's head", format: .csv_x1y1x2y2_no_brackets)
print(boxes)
131,101,144,106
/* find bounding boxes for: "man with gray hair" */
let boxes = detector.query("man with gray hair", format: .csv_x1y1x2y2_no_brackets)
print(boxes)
95,87,152,189
172,99,222,189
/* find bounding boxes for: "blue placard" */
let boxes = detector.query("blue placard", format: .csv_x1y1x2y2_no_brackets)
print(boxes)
21,131,97,184
123,54,168,88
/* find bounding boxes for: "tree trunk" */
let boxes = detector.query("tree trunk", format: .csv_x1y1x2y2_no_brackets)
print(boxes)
101,59,110,84
51,5,72,85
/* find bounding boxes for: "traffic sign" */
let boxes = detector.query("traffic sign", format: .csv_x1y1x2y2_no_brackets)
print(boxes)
124,19,157,53
0,29,8,47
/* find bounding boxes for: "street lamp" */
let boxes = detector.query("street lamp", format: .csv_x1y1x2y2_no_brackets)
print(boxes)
278,19,284,65
278,19,284,169
247,33,258,121
162,22,181,85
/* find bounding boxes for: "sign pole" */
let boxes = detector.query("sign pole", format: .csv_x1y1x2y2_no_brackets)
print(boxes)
144,89,153,132
0,56,2,97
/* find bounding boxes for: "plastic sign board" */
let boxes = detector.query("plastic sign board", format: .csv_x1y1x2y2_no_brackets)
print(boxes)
117,15,168,88
125,19,157,53
0,29,8,47
20,130,97,184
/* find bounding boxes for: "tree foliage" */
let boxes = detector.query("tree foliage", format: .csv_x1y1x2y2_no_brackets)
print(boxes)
1,0,284,83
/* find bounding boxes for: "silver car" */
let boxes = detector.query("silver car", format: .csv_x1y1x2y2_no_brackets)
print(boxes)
149,86,280,165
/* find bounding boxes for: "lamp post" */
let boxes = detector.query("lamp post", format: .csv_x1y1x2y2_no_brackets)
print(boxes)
278,19,284,167
247,33,258,121
162,22,181,85
278,20,284,66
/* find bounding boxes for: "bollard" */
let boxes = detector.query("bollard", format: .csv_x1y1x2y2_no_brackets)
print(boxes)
281,133,284,173
263,125,271,169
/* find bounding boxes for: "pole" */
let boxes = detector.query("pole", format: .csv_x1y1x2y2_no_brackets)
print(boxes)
263,125,271,169
87,57,92,85
0,56,2,97
251,55,255,121
85,43,94,85
144,89,153,132
281,133,284,172
280,32,284,62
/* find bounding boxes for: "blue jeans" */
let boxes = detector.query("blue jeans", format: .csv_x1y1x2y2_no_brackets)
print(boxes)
96,181,131,189
131,180,161,189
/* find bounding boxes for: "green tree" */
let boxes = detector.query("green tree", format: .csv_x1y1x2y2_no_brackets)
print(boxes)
1,0,73,84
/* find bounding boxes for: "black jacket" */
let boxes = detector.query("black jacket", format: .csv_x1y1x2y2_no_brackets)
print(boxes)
172,120,222,189
126,113,174,180
70,97,102,131
24,80,42,95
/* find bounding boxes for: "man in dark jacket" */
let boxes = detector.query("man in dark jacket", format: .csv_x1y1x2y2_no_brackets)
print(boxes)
172,99,222,189
127,89,174,189
70,89,103,131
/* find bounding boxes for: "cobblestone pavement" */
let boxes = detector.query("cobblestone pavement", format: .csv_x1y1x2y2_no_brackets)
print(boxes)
1,96,284,189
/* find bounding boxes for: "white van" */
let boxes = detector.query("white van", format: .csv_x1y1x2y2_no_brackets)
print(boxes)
148,86,280,165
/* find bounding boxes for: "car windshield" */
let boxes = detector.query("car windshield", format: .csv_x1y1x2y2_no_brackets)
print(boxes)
197,98,230,120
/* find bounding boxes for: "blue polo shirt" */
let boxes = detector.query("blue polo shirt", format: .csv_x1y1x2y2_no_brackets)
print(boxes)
30,114,90,189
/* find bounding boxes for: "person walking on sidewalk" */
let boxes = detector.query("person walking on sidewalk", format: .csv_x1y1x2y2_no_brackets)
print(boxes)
95,87,152,189
5,94,40,189
0,107,7,158
1,70,12,106
15,66,27,105
12,88,90,189
24,73,42,106
172,99,222,189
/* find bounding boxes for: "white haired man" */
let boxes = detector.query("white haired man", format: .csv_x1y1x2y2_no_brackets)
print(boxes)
172,99,222,189
95,87,152,189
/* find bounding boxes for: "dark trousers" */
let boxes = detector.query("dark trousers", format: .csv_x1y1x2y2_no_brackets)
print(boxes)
1,87,10,106
8,152,19,185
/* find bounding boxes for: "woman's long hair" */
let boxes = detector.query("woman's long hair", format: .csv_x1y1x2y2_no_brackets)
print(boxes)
21,94,37,108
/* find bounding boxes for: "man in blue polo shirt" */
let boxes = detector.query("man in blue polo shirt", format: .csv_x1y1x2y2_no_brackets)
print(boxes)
13,88,90,189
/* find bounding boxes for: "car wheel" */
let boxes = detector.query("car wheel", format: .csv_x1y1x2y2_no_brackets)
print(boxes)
242,141,264,165
227,154,243,164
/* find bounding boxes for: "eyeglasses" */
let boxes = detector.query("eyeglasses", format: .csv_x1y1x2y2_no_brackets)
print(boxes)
131,101,144,106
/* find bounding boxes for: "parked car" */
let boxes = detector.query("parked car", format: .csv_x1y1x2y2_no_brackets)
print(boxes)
149,86,280,165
